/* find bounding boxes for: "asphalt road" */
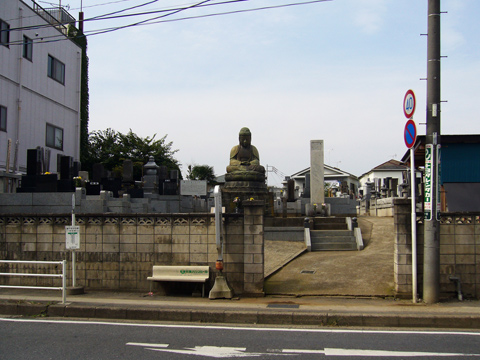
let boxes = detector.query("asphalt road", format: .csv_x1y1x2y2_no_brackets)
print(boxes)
1,318,480,359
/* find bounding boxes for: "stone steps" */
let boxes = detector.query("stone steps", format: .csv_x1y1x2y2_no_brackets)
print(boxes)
310,229,357,251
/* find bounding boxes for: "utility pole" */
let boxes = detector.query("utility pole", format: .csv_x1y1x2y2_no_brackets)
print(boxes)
423,0,441,304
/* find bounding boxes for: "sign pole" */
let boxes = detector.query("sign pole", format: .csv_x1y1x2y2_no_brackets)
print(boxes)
65,194,83,294
404,97,418,304
71,194,76,288
410,147,417,303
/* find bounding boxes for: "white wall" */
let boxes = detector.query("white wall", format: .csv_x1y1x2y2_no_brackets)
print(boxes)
0,0,81,174
359,170,405,197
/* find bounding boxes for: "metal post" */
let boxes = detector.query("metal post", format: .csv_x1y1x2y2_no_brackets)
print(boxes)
410,149,417,303
71,194,76,288
62,260,67,304
424,0,441,304
214,186,223,261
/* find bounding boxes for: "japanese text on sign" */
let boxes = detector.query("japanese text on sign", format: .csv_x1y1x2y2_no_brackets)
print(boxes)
424,145,433,221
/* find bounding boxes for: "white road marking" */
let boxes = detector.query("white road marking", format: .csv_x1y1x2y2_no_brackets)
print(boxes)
126,342,168,348
2,317,480,337
284,348,480,357
128,343,480,358
145,346,292,357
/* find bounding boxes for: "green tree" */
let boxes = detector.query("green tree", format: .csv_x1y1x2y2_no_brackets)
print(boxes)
68,25,89,166
83,128,180,180
187,164,216,186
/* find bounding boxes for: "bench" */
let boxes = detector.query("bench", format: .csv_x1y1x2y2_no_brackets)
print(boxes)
147,265,210,297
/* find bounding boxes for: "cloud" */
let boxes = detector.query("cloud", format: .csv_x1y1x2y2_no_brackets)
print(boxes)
351,0,387,35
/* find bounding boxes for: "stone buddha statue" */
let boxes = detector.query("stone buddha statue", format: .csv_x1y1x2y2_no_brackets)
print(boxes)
225,127,266,182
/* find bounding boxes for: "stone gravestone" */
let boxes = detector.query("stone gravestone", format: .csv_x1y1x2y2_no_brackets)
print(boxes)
73,161,81,177
27,148,42,176
60,156,73,180
122,160,134,184
78,171,89,182
287,179,295,202
143,156,159,195
303,173,311,198
58,156,74,192
85,164,103,195
310,140,325,207
19,148,57,193
158,165,168,195
123,159,143,198
163,170,179,195
92,163,105,183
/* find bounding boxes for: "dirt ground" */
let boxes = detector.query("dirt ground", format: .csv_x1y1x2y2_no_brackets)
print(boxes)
264,216,395,297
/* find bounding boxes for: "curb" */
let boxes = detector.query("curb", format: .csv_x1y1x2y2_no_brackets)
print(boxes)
2,301,480,329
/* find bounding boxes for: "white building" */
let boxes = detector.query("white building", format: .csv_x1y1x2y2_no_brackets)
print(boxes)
290,164,359,199
358,159,408,199
0,0,81,192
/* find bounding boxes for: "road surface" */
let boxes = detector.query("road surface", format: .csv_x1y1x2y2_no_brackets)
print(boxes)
1,317,480,359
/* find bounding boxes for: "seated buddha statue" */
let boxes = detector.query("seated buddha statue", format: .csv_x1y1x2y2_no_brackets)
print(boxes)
225,127,266,182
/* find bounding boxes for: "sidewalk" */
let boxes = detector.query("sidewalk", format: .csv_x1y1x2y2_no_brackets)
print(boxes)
2,215,480,329
1,288,480,329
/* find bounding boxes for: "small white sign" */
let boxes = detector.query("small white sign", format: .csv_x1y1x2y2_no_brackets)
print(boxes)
65,225,80,250
180,180,207,196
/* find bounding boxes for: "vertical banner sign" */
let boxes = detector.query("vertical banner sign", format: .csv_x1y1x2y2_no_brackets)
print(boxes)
436,145,441,220
424,145,433,221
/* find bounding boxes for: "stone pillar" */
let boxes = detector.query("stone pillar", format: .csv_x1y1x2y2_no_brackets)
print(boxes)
242,200,264,296
393,198,423,299
310,140,324,206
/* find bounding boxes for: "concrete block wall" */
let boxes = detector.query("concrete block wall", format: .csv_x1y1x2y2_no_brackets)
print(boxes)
0,211,265,296
243,201,265,295
394,198,480,299
370,198,395,217
0,190,206,214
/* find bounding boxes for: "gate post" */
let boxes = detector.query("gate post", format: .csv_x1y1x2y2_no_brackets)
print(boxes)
242,200,265,296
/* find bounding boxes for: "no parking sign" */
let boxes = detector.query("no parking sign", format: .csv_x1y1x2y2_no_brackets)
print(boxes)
404,119,417,149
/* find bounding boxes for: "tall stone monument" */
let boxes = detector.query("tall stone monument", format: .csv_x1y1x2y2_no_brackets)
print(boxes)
310,140,325,206
222,127,268,213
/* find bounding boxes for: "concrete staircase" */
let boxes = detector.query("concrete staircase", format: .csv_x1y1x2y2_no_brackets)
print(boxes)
310,217,357,251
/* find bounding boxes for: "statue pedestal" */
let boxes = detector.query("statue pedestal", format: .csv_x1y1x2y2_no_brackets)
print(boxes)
222,180,270,214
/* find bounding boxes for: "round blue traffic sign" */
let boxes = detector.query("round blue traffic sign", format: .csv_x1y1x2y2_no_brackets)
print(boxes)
404,119,417,149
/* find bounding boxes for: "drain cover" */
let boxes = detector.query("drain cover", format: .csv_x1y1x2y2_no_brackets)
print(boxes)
267,304,300,309
300,270,316,274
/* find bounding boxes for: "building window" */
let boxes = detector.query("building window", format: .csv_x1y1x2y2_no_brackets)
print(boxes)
23,36,33,60
0,19,10,47
0,106,6,132
48,55,65,84
46,123,63,150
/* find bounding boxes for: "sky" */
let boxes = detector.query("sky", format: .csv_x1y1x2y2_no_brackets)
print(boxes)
45,0,480,185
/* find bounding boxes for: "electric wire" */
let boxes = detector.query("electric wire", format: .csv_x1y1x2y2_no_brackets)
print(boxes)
80,0,215,37
3,0,243,34
5,0,329,34
4,0,215,45
69,0,140,10
4,0,332,46
87,0,159,21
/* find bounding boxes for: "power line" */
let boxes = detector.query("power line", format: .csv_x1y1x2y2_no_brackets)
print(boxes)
5,0,215,45
82,0,215,37
133,0,332,28
69,0,141,11
5,0,332,46
5,0,232,35
87,0,160,21
85,0,251,22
